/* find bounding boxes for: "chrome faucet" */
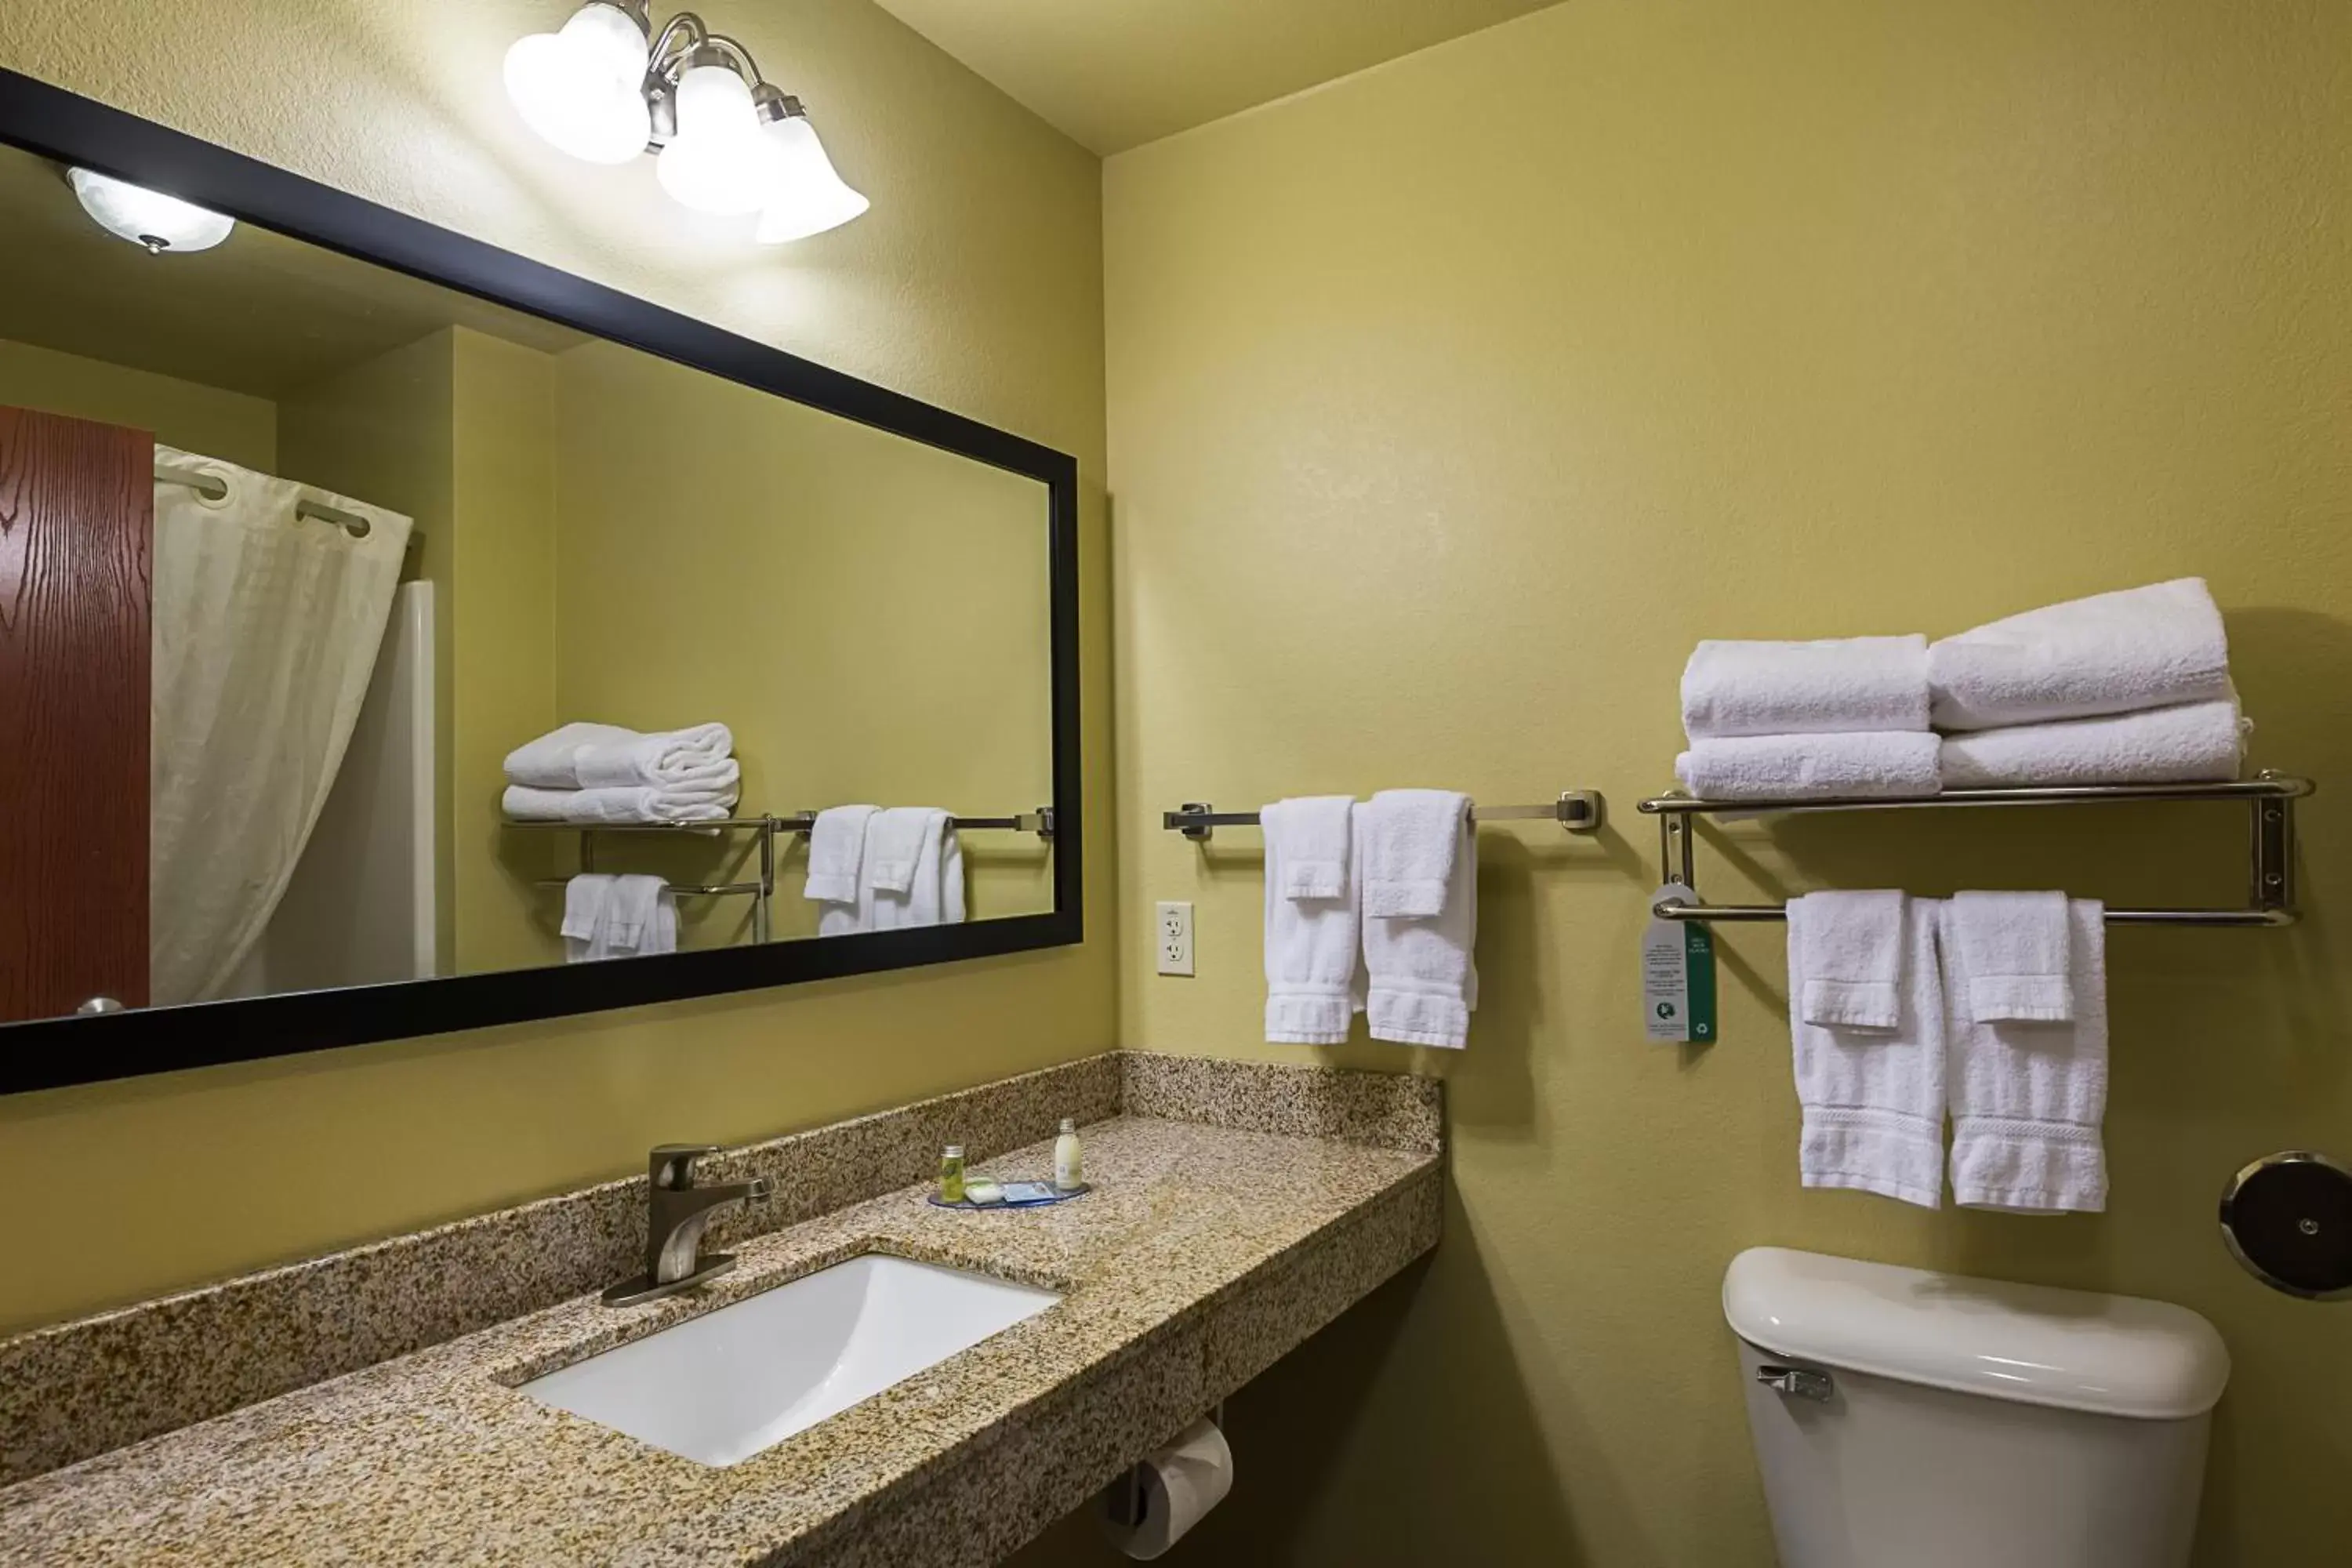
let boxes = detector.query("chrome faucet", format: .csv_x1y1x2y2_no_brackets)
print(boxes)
602,1143,771,1307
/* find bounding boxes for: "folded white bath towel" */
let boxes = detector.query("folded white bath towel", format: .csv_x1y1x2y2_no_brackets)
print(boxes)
1265,795,1356,900
1929,578,2232,731
501,768,739,825
1361,789,1471,918
505,722,735,789
1940,898,2108,1214
1937,697,2247,789
804,804,878,906
1945,891,2073,1023
1787,894,1946,1208
1363,800,1477,1048
1682,635,1930,740
574,723,735,790
1261,797,1363,1044
1791,890,1908,1029
1675,731,1942,800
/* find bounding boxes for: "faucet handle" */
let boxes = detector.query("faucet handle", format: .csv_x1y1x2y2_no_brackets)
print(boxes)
648,1143,724,1188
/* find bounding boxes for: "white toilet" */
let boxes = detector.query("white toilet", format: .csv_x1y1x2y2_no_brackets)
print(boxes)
1724,1247,2230,1568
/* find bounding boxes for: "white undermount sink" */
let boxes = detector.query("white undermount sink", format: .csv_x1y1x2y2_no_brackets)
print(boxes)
521,1254,1061,1465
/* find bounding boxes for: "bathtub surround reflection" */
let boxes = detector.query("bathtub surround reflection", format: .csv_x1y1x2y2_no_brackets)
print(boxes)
504,2,869,242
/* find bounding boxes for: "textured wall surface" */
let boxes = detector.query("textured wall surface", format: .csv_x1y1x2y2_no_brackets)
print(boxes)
0,0,1112,1336
1073,2,2352,1563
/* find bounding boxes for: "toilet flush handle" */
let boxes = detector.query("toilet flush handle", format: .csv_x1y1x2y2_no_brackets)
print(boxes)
1756,1365,1835,1402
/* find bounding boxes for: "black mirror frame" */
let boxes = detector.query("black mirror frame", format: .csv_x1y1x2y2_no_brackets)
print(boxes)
0,68,1083,1096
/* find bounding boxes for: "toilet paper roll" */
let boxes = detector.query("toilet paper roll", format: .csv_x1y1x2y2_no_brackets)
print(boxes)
1099,1417,1234,1560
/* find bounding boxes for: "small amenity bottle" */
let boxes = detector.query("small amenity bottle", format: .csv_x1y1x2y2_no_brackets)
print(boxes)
1053,1118,1083,1192
939,1145,967,1204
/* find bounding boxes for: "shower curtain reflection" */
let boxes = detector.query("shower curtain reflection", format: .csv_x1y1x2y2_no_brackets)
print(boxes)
148,446,412,1004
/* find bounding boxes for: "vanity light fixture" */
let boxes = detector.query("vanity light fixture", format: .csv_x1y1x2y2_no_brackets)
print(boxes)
67,169,235,254
505,1,869,242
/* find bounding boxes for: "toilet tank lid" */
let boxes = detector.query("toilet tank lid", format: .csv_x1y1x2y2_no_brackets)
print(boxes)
1722,1247,2230,1421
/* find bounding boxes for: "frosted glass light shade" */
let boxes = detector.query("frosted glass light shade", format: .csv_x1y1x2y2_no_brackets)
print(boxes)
68,169,234,253
504,2,652,165
656,64,771,216
753,115,869,244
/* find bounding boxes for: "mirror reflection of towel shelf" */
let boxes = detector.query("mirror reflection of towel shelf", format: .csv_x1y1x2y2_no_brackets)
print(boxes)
1636,771,2314,927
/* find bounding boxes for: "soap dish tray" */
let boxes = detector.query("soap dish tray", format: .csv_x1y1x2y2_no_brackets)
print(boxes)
929,1181,1090,1211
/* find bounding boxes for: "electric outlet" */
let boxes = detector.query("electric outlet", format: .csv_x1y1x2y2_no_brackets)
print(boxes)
1156,901,1194,976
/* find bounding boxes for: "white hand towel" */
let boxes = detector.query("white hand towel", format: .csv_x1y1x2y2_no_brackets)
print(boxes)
1928,577,2232,731
1940,898,2108,1214
600,874,667,953
1681,635,1930,739
499,768,739,825
1675,732,1942,801
869,810,965,930
561,873,614,960
1937,698,2247,789
574,723,736,790
866,807,937,895
1790,891,1908,1029
1363,801,1477,1048
1945,891,2073,1022
505,722,639,789
1265,796,1355,900
1361,790,1471,918
1787,894,1946,1208
1261,797,1363,1044
804,804,878,905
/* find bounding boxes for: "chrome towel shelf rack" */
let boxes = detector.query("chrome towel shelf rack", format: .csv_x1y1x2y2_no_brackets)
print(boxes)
1636,773,2314,927
1164,790,1605,840
503,809,1057,948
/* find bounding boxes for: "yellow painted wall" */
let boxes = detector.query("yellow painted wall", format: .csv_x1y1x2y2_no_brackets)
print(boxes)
0,0,1110,1336
1076,2,2352,1564
0,336,274,470
549,339,1056,947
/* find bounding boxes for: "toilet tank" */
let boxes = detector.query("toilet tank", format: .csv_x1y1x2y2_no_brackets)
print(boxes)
1724,1247,2230,1568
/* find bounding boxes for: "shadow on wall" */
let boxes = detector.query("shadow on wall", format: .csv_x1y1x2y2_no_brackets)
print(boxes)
1006,1181,1602,1568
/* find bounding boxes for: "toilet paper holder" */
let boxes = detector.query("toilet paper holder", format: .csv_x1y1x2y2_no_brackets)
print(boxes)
1105,1402,1225,1530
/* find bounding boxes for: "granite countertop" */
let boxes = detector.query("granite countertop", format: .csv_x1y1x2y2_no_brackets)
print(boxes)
0,1113,1439,1566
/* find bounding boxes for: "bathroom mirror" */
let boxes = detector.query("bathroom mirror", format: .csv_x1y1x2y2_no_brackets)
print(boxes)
0,71,1080,1094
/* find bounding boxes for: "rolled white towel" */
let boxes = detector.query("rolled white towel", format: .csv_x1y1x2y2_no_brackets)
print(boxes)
1928,578,2232,731
1682,635,1929,739
1938,699,2246,789
1675,732,1942,801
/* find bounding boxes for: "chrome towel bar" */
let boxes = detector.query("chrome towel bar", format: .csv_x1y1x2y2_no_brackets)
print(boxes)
1163,790,1605,842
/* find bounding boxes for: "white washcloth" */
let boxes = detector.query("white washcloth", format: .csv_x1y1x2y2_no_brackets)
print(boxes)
500,768,739,825
574,723,735,790
1675,732,1942,800
1361,790,1471,918
1681,635,1930,739
600,874,666,953
1261,797,1363,1044
1788,894,1946,1208
505,722,735,789
1928,578,2232,731
1790,891,1908,1029
804,804,877,905
1940,898,2108,1214
1363,800,1477,1047
868,810,964,930
1938,698,2247,789
1265,796,1355,900
1945,891,2073,1022
561,873,614,949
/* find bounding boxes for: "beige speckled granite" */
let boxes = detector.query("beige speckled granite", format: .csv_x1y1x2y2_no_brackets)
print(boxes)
0,1114,1441,1566
1120,1049,1443,1152
0,1051,1122,1487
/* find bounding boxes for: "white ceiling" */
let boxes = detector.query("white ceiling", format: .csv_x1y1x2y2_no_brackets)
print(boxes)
869,0,1563,154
